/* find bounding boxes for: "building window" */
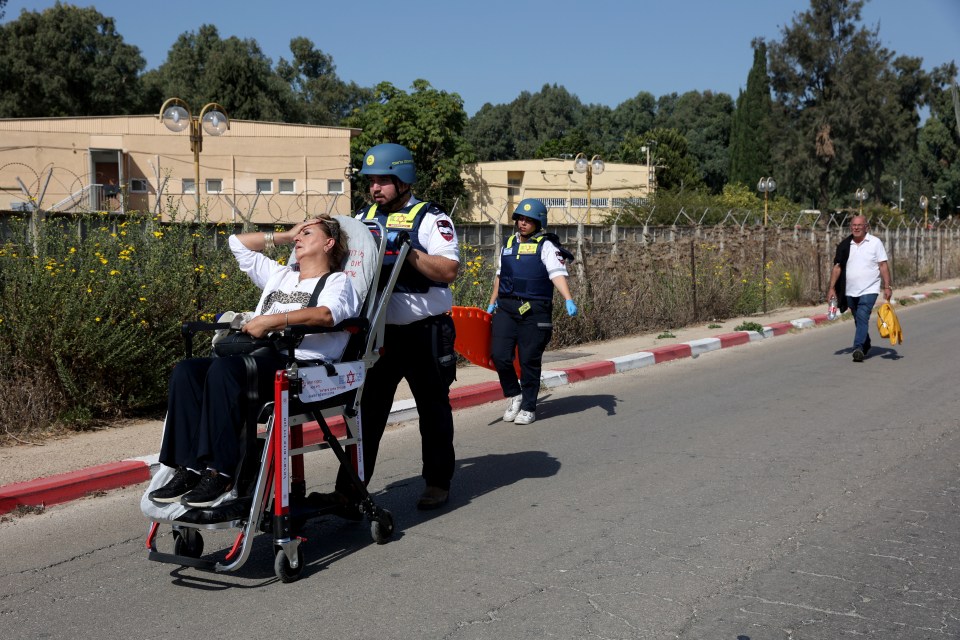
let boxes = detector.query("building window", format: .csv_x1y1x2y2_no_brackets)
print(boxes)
507,172,523,197
279,179,296,194
327,179,344,194
182,179,196,194
256,179,273,194
206,179,222,194
130,179,149,193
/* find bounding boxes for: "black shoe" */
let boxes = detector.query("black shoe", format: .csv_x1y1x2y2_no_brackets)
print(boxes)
149,467,200,503
852,348,864,363
180,470,233,508
305,490,363,521
416,486,449,510
862,339,871,356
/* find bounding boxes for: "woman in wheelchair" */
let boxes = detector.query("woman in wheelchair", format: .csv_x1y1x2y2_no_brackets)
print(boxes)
149,214,362,508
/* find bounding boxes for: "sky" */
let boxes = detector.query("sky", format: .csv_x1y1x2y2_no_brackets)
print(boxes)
4,0,959,116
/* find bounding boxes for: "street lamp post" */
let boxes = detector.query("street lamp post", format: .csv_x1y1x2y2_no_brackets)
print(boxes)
640,141,656,200
855,188,868,216
920,195,929,228
573,153,604,223
159,98,230,221
756,177,776,226
932,194,946,222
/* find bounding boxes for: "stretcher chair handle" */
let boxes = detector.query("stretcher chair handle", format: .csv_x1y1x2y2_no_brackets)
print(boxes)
181,320,232,359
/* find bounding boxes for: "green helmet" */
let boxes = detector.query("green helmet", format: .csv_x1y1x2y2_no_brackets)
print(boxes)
512,198,548,230
359,143,416,185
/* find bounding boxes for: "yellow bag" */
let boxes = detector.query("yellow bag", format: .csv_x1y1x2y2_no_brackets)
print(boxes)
876,302,903,345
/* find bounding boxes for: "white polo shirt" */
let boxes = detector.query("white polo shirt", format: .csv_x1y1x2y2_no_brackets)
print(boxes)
845,233,888,297
357,197,460,325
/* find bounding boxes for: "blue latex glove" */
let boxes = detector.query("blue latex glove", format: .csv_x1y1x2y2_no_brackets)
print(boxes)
486,302,497,314
565,299,578,316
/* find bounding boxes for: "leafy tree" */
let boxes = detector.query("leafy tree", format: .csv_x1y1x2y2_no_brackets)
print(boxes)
579,103,621,158
533,128,594,159
636,127,703,193
465,102,516,161
729,39,774,188
141,25,295,122
0,2,145,117
610,91,657,141
466,84,584,161
344,80,476,216
275,37,372,126
766,0,925,211
655,90,734,194
0,0,7,20
508,84,584,159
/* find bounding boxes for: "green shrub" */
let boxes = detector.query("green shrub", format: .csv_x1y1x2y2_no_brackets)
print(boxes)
0,211,259,437
450,242,496,309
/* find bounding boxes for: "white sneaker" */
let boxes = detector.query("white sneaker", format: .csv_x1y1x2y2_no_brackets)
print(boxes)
514,410,536,425
503,395,522,422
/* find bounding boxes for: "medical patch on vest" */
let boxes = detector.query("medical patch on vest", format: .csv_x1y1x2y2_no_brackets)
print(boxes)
386,212,414,229
437,219,454,241
502,248,514,257
518,243,538,255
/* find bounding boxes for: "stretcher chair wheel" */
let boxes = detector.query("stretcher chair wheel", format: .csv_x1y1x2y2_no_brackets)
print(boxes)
370,509,394,545
274,546,304,583
172,529,204,558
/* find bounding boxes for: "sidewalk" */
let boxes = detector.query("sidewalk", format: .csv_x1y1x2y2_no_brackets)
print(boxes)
2,280,958,514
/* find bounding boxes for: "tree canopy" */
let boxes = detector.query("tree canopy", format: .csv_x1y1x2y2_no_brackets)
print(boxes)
729,40,774,188
0,0,956,220
141,24,295,122
276,37,373,126
766,0,935,211
0,2,146,117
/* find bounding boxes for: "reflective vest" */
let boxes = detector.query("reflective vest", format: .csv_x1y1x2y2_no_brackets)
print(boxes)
498,233,553,301
362,201,448,293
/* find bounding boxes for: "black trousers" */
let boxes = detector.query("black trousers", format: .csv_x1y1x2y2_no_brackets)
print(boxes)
336,314,457,495
491,297,553,412
159,354,284,476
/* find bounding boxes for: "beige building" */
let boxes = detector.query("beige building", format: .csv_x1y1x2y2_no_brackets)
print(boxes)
0,116,359,225
461,157,654,225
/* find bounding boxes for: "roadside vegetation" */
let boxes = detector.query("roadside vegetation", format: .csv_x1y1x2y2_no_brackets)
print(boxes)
1,210,839,444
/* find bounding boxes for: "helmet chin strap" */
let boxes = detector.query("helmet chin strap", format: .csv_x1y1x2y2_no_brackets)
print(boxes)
378,179,412,212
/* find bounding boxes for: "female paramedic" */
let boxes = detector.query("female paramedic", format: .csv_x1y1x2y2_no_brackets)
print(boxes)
148,214,362,508
486,199,577,426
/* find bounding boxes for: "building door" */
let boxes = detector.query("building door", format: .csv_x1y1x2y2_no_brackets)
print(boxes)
90,149,124,212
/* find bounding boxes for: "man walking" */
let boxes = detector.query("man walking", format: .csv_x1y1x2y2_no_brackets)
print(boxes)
827,215,893,362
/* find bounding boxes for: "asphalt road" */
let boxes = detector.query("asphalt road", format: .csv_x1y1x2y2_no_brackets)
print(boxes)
1,297,958,640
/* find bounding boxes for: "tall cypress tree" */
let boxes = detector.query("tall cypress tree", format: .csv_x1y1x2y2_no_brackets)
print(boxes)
729,39,773,187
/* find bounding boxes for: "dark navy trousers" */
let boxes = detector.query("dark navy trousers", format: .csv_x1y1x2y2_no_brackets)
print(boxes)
335,314,457,495
491,297,553,412
159,354,284,476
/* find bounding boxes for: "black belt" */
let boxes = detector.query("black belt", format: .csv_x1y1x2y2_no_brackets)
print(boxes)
392,312,451,329
502,295,549,302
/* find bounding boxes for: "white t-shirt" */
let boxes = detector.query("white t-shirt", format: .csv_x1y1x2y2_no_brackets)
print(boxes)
495,234,570,280
357,197,460,325
229,235,362,361
845,233,888,297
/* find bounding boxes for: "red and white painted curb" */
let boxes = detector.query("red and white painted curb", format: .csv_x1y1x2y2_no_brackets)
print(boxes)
2,286,956,515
